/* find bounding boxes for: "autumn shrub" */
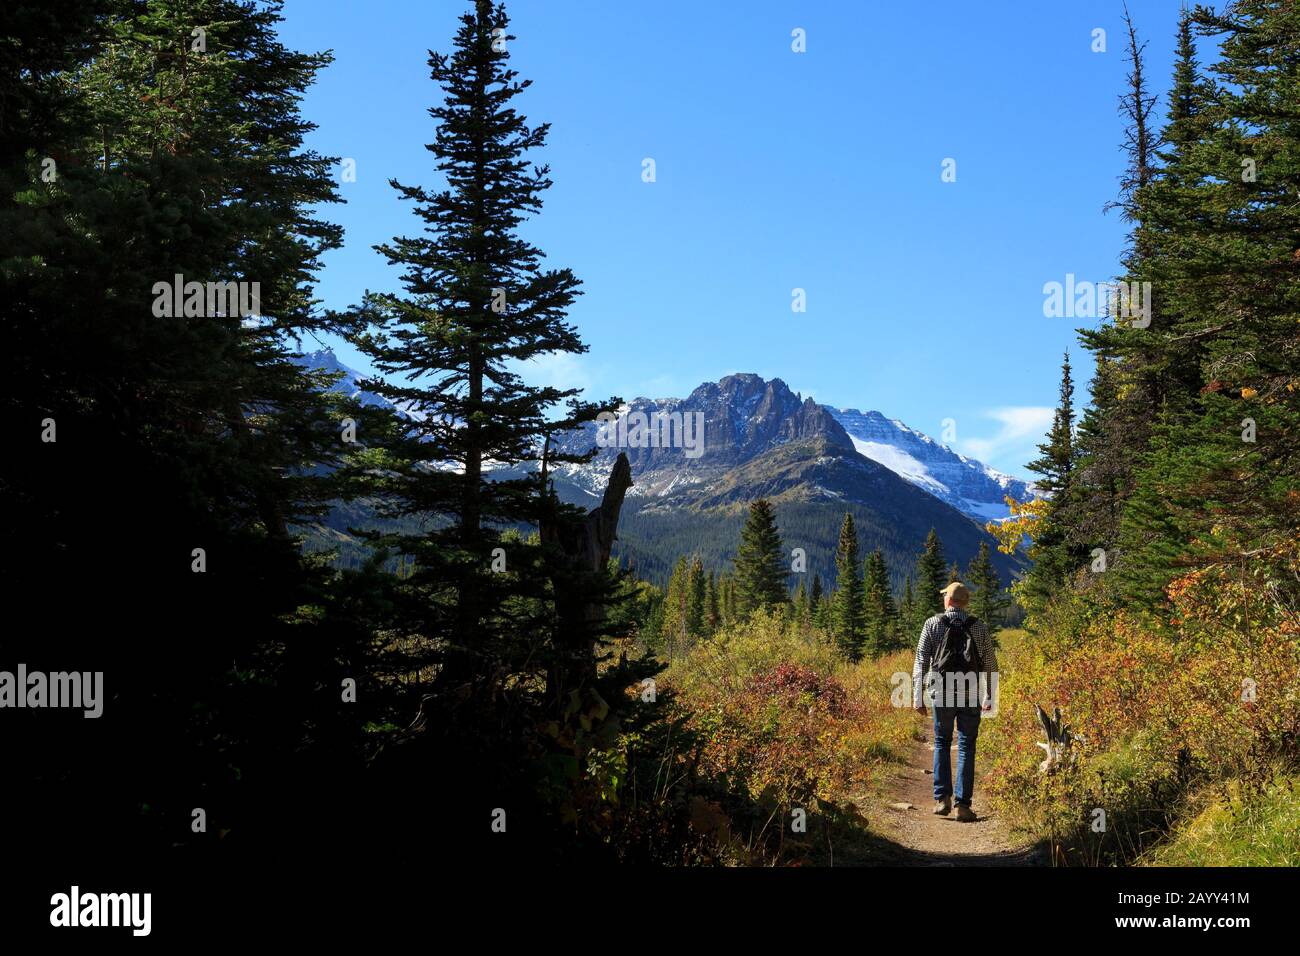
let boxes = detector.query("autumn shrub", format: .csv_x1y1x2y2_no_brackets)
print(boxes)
985,545,1300,865
641,609,914,863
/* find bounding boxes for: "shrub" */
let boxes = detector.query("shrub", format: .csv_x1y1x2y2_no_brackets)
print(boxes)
984,546,1300,865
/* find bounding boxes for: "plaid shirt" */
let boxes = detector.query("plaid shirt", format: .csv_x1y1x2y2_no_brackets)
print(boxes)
912,608,999,708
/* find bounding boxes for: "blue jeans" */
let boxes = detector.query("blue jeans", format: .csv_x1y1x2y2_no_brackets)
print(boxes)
933,707,981,806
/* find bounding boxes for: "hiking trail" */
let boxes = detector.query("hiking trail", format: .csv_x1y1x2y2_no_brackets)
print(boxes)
847,729,1048,866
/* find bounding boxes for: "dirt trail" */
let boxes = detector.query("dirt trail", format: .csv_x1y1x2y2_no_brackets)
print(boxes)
852,729,1047,866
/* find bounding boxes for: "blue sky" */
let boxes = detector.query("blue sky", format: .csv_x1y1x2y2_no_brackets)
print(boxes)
279,0,1199,479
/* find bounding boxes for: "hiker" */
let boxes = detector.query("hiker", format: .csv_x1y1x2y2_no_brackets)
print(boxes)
912,582,998,822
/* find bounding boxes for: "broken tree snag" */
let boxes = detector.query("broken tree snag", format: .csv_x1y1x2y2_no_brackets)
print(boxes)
540,452,633,699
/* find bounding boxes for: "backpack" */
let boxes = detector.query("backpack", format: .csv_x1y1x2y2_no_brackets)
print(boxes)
931,614,982,673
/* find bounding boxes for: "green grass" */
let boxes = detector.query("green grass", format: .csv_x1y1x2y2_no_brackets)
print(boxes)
1141,774,1300,867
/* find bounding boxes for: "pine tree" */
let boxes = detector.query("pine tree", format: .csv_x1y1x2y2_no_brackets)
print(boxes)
914,529,948,624
2,0,371,857
660,556,690,658
1021,354,1086,611
718,571,738,628
705,570,720,635
1114,0,1300,606
965,541,1008,640
734,499,788,616
793,578,809,626
899,576,918,640
1072,5,1212,611
810,573,827,629
830,514,867,661
1028,352,1078,498
686,556,707,638
863,549,898,656
352,0,618,696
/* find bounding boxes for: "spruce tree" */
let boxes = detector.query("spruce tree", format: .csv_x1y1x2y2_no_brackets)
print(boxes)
705,570,720,635
733,499,788,616
660,556,690,658
830,513,867,661
718,572,738,628
863,549,898,656
914,529,948,623
966,541,1008,639
686,556,707,638
3,0,368,858
1115,0,1300,605
1021,355,1086,610
1074,6,1208,608
1028,352,1077,498
793,578,809,625
899,576,918,639
810,573,826,629
352,0,618,696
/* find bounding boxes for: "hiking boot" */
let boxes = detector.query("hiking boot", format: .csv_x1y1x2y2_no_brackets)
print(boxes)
955,803,977,822
933,798,951,816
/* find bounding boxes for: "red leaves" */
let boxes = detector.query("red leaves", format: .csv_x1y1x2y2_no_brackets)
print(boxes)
748,662,852,718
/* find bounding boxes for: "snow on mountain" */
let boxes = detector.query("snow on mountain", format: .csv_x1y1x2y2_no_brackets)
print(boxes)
291,353,1039,522
291,349,425,420
826,407,1039,521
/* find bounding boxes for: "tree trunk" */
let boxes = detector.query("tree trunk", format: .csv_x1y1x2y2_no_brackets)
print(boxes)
540,452,632,701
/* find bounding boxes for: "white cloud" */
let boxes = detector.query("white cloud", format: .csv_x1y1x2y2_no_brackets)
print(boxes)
517,351,596,395
957,406,1054,471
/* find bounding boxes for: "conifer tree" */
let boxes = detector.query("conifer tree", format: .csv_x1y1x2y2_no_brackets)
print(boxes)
965,541,1008,639
717,572,737,628
3,0,368,858
830,513,867,661
1069,353,1127,568
1028,352,1078,498
352,0,618,696
733,499,788,616
1072,6,1209,608
660,556,690,658
914,529,948,623
705,570,720,635
686,556,707,638
810,573,826,629
793,578,809,625
1115,0,1300,606
863,549,898,656
1020,355,1086,610
899,576,918,639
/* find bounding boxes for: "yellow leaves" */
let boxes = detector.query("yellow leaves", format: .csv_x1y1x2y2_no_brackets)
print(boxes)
986,495,1048,555
1241,387,1258,399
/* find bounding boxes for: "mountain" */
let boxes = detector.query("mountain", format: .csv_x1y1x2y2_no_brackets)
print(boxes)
543,372,1025,587
291,349,394,408
826,408,1039,521
293,352,1029,588
290,349,427,421
545,373,1038,521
